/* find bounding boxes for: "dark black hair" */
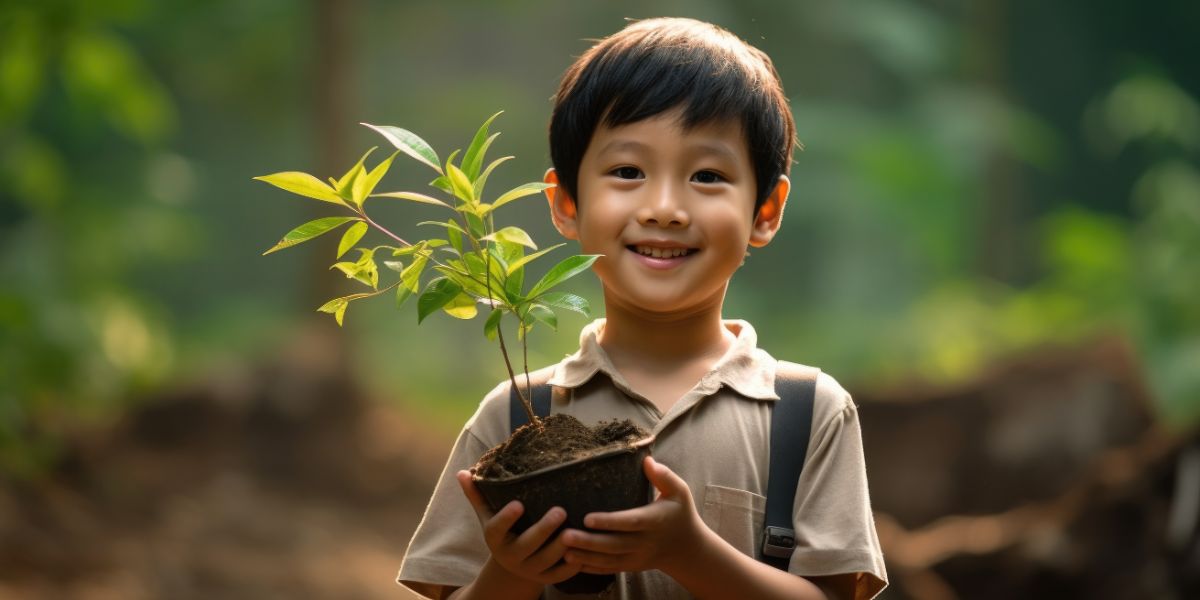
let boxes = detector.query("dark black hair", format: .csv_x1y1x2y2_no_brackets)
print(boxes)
549,17,797,215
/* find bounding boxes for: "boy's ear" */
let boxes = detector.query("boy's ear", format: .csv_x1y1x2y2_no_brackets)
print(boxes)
749,175,789,248
543,168,579,240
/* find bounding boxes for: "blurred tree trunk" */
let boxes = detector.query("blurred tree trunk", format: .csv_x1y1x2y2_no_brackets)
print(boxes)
967,0,1024,284
301,0,354,376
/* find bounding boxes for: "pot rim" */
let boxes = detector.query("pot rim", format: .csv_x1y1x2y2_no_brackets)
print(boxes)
473,434,656,485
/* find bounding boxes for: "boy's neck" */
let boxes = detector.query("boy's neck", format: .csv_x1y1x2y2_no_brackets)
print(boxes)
597,291,735,369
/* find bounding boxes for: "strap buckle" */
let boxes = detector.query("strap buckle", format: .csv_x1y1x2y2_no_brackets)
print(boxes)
762,526,796,559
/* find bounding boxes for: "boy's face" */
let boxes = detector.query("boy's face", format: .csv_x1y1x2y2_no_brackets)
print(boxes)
545,109,788,318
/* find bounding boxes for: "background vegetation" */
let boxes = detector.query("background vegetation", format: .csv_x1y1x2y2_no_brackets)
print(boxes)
2,0,1196,470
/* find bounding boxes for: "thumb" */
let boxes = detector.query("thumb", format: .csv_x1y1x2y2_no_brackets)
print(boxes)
644,456,689,499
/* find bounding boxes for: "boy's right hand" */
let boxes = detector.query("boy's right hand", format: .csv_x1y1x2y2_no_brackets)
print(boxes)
456,470,583,585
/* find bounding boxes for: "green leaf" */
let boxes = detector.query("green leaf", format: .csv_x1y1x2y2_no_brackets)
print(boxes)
443,292,478,319
317,292,373,327
336,147,376,200
484,308,503,341
383,259,404,272
447,163,474,203
371,190,452,208
417,219,470,237
254,172,346,206
537,291,591,318
336,221,368,259
430,175,453,194
505,243,566,276
448,224,463,254
465,211,486,239
395,284,414,309
529,304,557,330
417,278,463,323
353,150,400,206
528,254,600,298
473,155,513,199
481,226,536,249
361,123,442,174
483,182,553,214
263,216,360,255
401,254,428,292
462,111,503,180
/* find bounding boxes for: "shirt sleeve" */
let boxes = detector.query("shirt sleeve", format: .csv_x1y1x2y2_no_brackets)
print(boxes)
397,381,509,599
789,374,888,600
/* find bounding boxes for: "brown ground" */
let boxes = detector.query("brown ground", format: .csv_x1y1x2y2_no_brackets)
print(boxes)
0,356,448,600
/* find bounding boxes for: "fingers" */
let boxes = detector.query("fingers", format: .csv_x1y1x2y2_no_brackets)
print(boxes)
562,528,632,554
512,506,567,558
643,456,689,499
583,502,665,532
564,547,631,573
456,470,493,523
481,501,525,549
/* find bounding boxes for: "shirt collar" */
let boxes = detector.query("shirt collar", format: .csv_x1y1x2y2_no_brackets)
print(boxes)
548,318,780,401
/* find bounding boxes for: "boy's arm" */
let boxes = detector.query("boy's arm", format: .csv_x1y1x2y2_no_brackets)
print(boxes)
561,457,831,600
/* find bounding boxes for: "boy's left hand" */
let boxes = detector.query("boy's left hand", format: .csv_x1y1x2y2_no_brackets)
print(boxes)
560,456,705,575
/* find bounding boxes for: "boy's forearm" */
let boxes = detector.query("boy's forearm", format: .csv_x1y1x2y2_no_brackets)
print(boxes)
663,526,829,600
446,558,544,600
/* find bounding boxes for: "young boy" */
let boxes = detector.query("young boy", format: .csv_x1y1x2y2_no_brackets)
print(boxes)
398,17,887,600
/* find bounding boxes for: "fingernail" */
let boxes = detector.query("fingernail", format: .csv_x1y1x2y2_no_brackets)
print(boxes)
550,507,565,521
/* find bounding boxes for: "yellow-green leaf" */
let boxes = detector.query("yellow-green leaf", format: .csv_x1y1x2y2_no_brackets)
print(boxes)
317,292,373,326
263,216,360,255
442,292,478,320
462,111,503,180
254,171,345,205
481,226,536,249
353,150,399,207
505,243,566,276
336,147,376,200
401,254,428,292
337,221,368,258
482,181,554,214
372,190,452,208
473,155,513,199
447,163,474,203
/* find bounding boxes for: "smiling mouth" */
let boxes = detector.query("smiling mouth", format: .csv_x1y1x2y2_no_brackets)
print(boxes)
626,245,699,258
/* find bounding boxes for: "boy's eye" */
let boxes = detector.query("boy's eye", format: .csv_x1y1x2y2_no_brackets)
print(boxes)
691,170,725,184
611,166,643,180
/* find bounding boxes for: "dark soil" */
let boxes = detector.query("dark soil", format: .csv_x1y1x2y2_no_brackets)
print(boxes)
473,415,649,479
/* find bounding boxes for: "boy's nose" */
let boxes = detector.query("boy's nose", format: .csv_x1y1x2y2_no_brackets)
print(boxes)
636,182,690,228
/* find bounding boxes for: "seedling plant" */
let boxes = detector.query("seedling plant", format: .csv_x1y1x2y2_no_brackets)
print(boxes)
254,113,599,424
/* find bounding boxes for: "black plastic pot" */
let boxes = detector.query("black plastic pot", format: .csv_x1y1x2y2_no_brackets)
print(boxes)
474,434,655,594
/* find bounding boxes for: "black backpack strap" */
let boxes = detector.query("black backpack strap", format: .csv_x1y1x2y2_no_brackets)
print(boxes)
762,361,820,570
509,370,556,433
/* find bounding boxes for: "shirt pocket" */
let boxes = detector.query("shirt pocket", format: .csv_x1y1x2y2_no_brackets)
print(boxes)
700,484,766,557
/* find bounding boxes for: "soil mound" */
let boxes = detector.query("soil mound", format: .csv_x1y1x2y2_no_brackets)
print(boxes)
473,415,649,479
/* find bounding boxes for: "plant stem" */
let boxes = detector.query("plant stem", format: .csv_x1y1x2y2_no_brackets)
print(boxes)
483,215,538,427
360,208,491,293
361,212,410,246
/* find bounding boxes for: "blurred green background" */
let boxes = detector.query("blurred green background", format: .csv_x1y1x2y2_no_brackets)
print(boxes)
3,0,1196,471
2,0,1198,598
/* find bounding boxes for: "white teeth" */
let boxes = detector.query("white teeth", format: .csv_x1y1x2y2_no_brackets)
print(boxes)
634,245,689,258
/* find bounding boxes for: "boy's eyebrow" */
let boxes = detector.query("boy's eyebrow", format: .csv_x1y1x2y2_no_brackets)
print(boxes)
597,139,741,162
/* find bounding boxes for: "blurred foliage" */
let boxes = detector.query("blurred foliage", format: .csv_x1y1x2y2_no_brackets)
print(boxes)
1,0,1198,476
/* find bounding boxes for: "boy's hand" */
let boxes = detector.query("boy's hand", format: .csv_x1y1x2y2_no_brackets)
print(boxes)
456,470,583,585
560,457,705,576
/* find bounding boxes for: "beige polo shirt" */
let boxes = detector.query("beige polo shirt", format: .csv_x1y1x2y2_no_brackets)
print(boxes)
398,319,887,599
